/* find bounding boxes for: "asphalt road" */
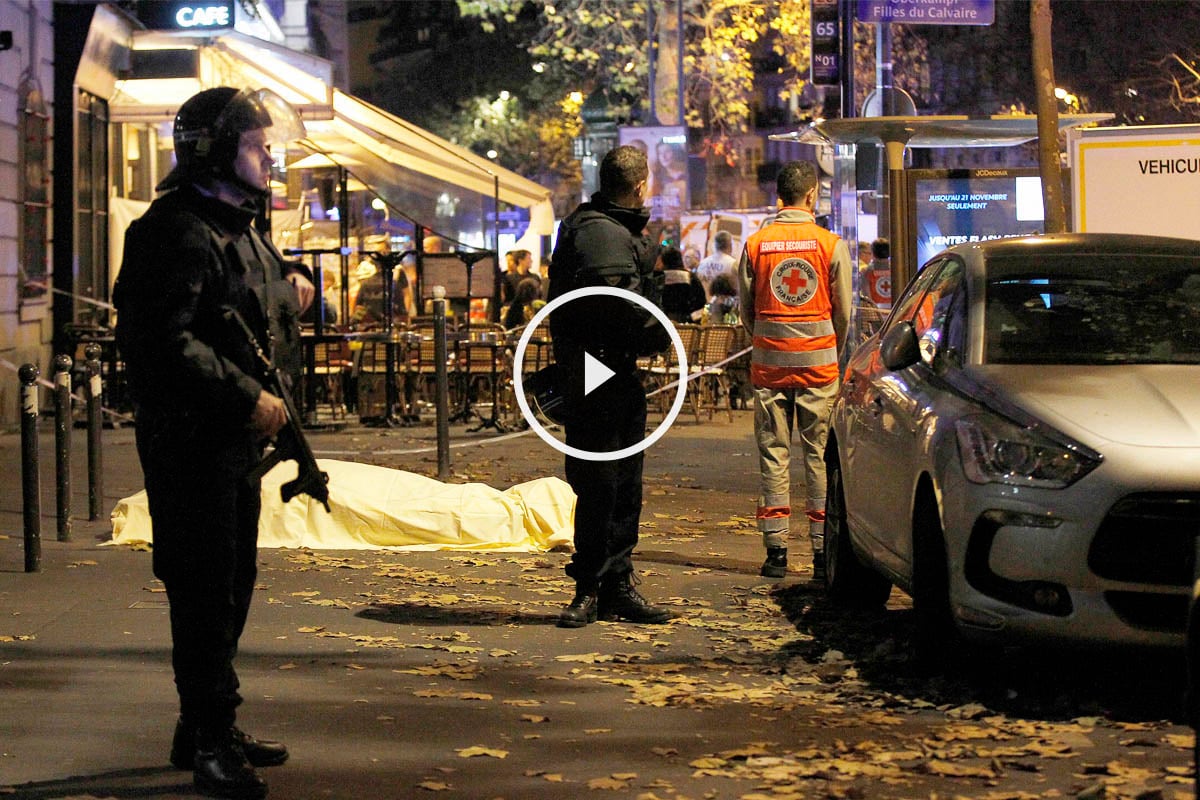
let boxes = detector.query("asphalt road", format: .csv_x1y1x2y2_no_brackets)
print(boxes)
0,412,1194,799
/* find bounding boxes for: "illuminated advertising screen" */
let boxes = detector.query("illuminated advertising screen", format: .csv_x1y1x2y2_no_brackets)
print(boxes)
908,168,1045,267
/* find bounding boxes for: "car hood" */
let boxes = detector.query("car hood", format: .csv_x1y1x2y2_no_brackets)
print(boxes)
968,365,1200,447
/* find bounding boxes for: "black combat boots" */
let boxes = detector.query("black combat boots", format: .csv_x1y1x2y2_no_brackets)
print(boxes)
557,587,599,628
598,572,674,624
760,546,788,578
191,728,268,800
171,718,289,771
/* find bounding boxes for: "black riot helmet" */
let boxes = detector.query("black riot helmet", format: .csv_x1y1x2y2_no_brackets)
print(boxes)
157,86,305,193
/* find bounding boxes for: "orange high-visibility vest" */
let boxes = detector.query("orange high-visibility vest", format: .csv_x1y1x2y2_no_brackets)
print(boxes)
745,215,841,389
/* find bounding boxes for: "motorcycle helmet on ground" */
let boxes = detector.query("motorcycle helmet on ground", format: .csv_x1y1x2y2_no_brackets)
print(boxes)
157,87,306,194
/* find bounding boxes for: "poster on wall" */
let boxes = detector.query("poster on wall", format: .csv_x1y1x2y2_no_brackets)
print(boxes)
619,125,689,222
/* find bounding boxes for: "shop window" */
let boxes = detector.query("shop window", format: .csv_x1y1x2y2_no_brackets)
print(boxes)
75,89,109,326
740,141,763,180
19,80,50,304
114,122,156,201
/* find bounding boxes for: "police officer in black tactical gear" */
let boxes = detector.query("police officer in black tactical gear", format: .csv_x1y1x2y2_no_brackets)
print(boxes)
113,86,313,800
548,144,675,629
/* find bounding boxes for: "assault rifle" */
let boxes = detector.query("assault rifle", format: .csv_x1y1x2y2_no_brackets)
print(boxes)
223,307,331,512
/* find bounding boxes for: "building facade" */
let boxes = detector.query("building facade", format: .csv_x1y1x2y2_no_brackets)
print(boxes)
0,1,55,426
0,0,549,429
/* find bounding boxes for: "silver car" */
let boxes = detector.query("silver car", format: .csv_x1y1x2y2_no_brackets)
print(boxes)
824,233,1200,654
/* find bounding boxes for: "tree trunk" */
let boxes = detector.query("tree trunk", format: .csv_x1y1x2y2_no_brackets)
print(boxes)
1031,0,1067,233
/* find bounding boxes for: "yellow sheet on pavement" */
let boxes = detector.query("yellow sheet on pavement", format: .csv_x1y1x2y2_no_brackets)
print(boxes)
109,459,575,552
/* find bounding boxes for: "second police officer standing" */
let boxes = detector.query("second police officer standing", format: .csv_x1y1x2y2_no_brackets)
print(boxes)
548,145,675,628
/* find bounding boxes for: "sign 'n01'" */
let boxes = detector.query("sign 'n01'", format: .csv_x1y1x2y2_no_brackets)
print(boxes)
810,0,840,87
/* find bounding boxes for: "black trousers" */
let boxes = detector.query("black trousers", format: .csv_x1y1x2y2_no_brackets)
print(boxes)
135,413,261,735
562,364,647,590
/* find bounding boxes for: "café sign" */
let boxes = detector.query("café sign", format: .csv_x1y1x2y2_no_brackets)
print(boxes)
139,1,235,31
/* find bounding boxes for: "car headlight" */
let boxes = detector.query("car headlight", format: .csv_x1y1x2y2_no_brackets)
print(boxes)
955,414,1100,488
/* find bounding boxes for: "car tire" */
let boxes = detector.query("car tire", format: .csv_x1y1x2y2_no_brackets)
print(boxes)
824,457,892,610
911,493,961,667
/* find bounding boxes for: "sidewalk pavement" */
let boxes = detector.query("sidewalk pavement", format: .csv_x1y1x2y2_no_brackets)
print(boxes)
2,413,1193,800
0,411,824,799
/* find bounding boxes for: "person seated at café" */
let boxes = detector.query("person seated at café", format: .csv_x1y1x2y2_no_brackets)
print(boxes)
706,272,740,325
503,277,545,332
352,257,412,329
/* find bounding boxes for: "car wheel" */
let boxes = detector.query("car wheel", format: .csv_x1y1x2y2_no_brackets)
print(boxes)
825,457,892,609
911,493,961,667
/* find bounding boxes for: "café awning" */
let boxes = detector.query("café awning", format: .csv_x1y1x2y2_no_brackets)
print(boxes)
110,31,554,235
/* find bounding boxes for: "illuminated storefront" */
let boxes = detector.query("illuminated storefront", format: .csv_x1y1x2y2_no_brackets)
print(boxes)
50,2,552,356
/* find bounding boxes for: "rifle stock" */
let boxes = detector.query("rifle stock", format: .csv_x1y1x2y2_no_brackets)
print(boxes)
224,308,331,513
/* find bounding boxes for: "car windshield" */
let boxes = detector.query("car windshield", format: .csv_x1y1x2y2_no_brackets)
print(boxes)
984,253,1200,365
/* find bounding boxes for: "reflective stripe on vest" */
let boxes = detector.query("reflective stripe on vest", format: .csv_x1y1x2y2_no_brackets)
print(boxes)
753,319,835,339
752,345,839,368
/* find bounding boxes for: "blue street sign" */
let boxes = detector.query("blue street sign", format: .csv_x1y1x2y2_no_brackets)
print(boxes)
856,0,994,25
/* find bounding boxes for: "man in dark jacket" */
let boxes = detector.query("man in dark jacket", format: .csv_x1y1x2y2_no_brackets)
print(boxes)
547,144,673,628
113,87,311,800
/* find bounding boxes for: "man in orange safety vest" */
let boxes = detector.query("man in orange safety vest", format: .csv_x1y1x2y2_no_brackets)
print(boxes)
737,161,852,581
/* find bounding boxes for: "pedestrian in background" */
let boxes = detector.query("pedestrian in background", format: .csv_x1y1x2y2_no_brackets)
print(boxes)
696,230,737,298
548,144,674,628
737,160,852,581
113,87,309,800
502,248,539,305
860,237,892,310
659,246,706,323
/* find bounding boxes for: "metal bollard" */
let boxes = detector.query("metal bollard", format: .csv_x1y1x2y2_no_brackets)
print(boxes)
19,364,41,573
84,343,104,521
53,353,72,542
432,286,450,480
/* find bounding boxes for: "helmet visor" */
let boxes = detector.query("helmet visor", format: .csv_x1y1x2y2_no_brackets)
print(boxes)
211,88,307,148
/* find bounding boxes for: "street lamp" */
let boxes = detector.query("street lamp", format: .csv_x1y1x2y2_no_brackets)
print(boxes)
371,196,391,238
1054,86,1079,110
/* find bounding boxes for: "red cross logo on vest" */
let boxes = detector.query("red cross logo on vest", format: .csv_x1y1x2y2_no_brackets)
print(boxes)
770,257,819,306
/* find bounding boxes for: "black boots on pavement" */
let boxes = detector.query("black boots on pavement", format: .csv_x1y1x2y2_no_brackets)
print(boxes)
557,589,599,628
760,546,788,578
760,547,826,582
557,572,675,627
599,572,675,624
171,719,288,800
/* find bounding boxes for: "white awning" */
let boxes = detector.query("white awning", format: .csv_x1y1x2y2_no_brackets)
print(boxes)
110,31,553,235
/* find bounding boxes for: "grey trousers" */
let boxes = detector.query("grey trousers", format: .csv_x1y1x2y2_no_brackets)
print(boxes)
752,380,839,553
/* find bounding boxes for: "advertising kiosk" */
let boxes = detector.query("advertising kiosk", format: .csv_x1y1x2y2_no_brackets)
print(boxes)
770,114,1110,345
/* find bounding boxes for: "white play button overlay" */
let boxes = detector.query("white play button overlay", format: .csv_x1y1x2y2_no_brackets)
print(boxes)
512,286,688,462
583,351,615,396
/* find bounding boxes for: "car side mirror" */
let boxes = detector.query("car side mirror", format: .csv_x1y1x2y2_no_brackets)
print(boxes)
880,321,920,371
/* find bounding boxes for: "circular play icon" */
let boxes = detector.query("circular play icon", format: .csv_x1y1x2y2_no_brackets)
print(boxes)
512,286,688,462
